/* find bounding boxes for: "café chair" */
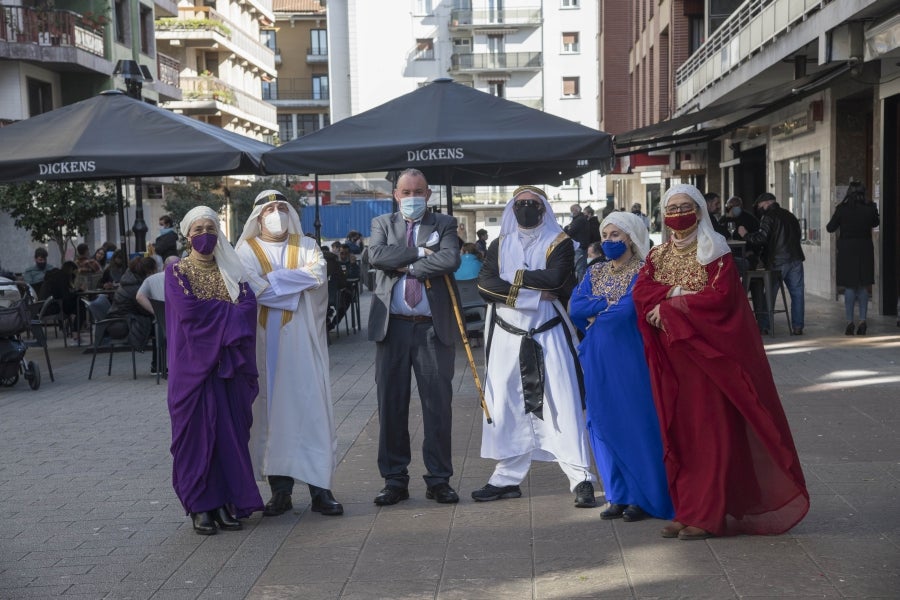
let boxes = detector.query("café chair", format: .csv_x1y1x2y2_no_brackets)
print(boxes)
742,268,792,336
26,298,55,382
149,299,167,384
83,295,137,380
456,279,486,347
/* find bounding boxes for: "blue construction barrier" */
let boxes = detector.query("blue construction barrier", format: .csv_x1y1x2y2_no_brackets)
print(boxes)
300,198,394,239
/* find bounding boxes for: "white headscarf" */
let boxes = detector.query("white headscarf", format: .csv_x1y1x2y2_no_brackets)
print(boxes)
663,184,731,265
599,211,650,259
235,189,305,248
180,205,246,302
498,186,564,284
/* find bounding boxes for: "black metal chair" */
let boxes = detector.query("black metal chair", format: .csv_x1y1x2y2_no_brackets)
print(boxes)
83,295,137,380
26,298,54,382
149,299,167,385
39,296,69,347
456,278,486,346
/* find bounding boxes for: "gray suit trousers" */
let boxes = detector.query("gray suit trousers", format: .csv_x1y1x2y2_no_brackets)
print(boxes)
375,317,455,489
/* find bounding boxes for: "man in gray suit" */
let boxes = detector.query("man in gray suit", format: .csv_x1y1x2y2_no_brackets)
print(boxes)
367,168,461,506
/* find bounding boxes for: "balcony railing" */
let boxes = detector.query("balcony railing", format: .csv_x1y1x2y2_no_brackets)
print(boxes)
178,75,276,128
262,79,329,101
450,7,542,27
0,5,104,57
675,0,835,107
157,51,180,87
155,6,275,74
450,51,542,71
508,96,543,110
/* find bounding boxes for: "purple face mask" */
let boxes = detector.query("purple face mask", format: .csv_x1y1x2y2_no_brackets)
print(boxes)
191,232,218,255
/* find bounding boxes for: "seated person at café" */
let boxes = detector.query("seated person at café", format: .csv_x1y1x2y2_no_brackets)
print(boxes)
454,243,483,281
106,257,158,368
345,230,364,255
100,250,128,288
23,247,54,290
75,243,102,275
330,244,360,330
38,261,79,338
93,247,108,270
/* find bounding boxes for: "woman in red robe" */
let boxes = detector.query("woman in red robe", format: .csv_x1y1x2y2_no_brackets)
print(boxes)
632,184,809,540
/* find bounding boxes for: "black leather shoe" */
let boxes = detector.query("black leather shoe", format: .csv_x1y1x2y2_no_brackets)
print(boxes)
263,491,293,517
191,512,217,535
425,482,459,504
309,485,344,515
374,486,409,506
470,483,522,502
600,503,626,520
623,505,648,522
792,328,803,335
856,322,867,335
845,322,856,336
210,506,242,531
574,481,597,508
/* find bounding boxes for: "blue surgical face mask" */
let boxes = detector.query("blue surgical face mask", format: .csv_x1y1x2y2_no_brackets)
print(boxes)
601,240,627,260
400,196,427,221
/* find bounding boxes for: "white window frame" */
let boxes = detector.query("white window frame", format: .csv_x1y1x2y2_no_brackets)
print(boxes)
562,31,579,53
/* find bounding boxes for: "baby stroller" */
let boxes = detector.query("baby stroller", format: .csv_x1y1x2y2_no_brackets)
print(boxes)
0,282,40,390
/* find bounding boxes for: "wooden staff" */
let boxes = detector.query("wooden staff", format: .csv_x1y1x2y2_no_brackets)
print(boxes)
440,274,492,423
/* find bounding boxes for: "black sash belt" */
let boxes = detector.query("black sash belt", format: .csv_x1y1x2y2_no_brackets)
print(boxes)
493,314,563,420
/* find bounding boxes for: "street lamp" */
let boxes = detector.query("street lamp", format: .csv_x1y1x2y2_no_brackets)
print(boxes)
112,60,154,253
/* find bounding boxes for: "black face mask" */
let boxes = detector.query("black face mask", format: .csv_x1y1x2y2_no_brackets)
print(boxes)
514,203,543,228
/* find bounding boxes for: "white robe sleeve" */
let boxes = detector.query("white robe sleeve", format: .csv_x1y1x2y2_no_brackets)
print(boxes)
262,247,326,311
514,288,542,311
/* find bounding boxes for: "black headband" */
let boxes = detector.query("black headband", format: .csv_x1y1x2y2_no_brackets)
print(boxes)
255,192,288,206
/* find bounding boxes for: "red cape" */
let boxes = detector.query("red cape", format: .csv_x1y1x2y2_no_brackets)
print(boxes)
632,246,808,535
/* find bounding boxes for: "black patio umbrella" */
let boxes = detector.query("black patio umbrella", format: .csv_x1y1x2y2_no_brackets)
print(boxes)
0,90,273,253
262,78,614,194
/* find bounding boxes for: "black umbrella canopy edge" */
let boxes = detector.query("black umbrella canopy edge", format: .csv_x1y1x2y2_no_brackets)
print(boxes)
262,79,614,185
0,91,273,184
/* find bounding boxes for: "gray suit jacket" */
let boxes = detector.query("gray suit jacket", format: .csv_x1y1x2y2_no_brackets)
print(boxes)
367,210,461,345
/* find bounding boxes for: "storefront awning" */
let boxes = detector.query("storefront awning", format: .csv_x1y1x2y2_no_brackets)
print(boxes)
614,62,853,156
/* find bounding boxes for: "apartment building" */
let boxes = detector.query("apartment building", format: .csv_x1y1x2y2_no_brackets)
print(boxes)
324,0,602,235
155,0,278,142
607,0,900,315
269,0,329,143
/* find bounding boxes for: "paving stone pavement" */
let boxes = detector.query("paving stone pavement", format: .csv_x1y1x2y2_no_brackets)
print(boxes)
0,290,898,599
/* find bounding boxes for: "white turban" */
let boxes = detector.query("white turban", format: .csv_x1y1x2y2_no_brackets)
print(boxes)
663,184,730,265
180,205,246,302
235,189,305,249
599,211,650,259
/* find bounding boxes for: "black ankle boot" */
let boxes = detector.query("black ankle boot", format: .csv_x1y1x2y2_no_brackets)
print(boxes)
263,491,292,517
191,512,217,535
210,506,242,531
309,484,344,516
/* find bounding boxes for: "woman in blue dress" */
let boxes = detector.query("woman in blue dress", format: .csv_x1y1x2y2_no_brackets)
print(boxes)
569,211,673,522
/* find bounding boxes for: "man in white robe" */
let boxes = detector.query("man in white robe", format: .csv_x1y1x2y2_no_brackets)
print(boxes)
474,185,597,507
236,190,342,516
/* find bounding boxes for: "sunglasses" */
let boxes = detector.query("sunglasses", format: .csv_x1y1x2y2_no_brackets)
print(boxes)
515,199,543,208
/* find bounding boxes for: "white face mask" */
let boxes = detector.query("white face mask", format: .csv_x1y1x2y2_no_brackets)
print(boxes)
263,210,288,235
400,196,427,221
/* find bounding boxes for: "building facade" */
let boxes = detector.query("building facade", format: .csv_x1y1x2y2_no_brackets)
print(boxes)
609,0,900,316
324,0,603,241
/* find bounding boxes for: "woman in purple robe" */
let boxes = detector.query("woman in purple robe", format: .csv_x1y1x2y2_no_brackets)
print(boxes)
166,206,263,535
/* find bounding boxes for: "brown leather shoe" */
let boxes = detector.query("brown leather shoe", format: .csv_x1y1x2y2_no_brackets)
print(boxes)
678,526,713,540
660,521,686,538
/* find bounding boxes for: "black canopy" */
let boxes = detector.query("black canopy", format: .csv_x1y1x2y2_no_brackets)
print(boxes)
0,90,272,183
263,79,614,186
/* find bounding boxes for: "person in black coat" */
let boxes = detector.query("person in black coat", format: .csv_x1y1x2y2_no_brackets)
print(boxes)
107,257,157,360
826,182,880,335
155,215,180,260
